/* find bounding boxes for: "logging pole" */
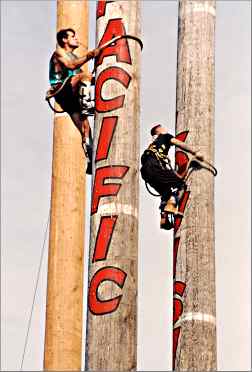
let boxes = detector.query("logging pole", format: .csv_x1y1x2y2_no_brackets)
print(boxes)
173,1,217,370
85,1,141,370
43,1,89,370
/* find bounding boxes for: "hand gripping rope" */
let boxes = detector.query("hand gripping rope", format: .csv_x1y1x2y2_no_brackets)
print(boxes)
45,34,143,113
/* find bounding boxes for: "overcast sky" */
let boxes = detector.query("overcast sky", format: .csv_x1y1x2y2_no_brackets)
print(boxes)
1,1,251,371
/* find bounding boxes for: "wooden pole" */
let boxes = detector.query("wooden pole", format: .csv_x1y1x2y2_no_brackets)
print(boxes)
85,1,141,370
43,1,88,370
173,1,217,370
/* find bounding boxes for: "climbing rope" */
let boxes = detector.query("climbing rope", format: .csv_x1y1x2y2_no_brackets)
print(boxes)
20,211,50,371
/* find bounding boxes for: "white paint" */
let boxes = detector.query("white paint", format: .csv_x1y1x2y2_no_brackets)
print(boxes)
184,3,216,17
174,312,216,329
96,202,138,219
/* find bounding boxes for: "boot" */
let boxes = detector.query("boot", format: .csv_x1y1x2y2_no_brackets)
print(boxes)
160,211,175,230
82,141,93,175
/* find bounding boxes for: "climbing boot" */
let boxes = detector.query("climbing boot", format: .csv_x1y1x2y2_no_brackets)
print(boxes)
82,141,93,175
164,194,183,217
160,211,175,230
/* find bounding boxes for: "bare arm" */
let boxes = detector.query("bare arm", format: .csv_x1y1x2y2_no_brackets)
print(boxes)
170,137,204,161
55,47,101,70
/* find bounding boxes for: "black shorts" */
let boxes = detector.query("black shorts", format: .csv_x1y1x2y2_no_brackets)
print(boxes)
54,78,80,115
140,155,184,198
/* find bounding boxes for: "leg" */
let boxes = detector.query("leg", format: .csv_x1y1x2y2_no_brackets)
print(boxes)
70,112,91,142
70,71,93,91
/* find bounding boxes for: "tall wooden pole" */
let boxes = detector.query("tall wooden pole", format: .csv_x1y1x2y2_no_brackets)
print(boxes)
43,1,89,370
173,1,217,370
85,1,141,370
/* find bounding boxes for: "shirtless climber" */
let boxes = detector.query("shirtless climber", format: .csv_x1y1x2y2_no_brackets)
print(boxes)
48,28,101,173
140,124,204,230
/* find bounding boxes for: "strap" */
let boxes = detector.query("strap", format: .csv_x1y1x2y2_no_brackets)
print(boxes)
175,154,218,182
99,34,143,51
92,34,143,74
45,76,74,114
145,182,161,197
45,76,72,100
46,96,65,113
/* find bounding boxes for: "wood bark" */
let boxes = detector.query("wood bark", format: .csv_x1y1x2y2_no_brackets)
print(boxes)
173,1,217,370
44,1,89,370
85,1,141,370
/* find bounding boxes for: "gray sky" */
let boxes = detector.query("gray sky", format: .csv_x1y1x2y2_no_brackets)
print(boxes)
1,1,251,371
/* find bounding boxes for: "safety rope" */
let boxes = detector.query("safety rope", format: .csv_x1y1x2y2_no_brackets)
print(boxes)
20,211,50,371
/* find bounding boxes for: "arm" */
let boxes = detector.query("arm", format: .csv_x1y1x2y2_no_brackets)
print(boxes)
55,47,101,70
170,137,204,161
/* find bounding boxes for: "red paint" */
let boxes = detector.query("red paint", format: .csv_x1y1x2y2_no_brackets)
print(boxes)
96,19,131,66
174,190,190,233
173,281,186,370
173,131,190,364
175,130,189,143
95,66,131,113
173,237,180,278
96,116,118,162
96,0,114,19
175,151,189,176
92,216,118,262
88,266,127,315
91,166,129,215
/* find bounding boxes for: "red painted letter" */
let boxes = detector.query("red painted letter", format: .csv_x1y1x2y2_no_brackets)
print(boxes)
92,216,118,262
88,266,127,315
95,66,131,113
96,0,114,19
96,116,118,162
96,19,131,66
91,165,129,215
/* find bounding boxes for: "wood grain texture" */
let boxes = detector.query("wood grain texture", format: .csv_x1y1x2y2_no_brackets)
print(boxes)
173,1,217,370
44,1,88,370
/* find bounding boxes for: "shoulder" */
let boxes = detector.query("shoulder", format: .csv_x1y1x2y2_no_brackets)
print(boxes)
160,133,174,142
55,47,68,59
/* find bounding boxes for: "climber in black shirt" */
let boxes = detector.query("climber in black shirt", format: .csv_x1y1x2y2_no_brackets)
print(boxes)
140,124,204,229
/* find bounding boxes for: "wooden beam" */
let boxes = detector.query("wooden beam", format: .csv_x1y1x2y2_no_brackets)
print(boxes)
43,1,89,370
85,1,142,370
173,1,217,370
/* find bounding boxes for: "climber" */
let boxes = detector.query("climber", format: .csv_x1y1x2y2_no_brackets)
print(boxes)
47,28,101,173
140,124,204,230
